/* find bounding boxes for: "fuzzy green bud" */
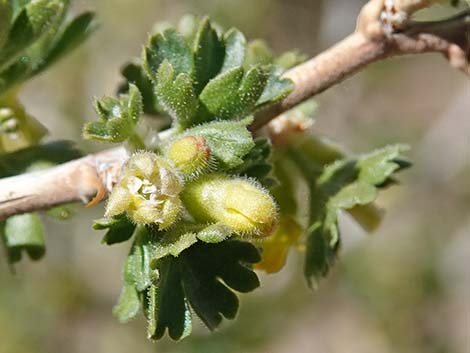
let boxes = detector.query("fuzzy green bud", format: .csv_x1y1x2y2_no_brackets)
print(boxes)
181,174,278,238
166,136,211,177
105,151,183,228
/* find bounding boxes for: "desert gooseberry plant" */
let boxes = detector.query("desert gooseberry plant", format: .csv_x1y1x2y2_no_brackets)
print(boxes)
0,0,468,342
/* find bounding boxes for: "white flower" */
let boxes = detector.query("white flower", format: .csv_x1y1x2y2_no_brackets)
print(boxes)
105,151,183,228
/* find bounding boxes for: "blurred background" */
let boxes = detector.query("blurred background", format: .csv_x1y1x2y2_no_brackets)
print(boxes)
0,1,469,352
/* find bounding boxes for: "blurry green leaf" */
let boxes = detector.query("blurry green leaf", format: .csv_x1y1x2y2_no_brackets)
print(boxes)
93,214,136,245
299,144,410,287
244,39,273,67
46,204,75,220
275,50,307,70
3,213,45,263
199,65,268,120
0,0,65,71
192,17,225,93
0,0,13,50
84,84,143,143
0,140,81,177
0,8,94,95
180,240,261,330
38,11,96,73
143,29,193,81
147,256,192,340
113,281,140,323
155,60,199,129
184,118,255,169
221,28,246,72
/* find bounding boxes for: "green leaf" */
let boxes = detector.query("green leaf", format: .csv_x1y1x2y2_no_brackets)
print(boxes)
192,17,225,93
150,222,232,263
147,256,192,340
3,213,45,263
93,214,136,245
83,84,143,143
0,0,65,71
232,138,274,186
275,50,307,70
113,282,140,323
125,226,154,292
199,65,269,120
295,144,410,287
221,29,246,72
38,11,96,73
120,61,161,115
180,240,261,330
46,204,75,220
0,0,13,50
151,228,198,261
244,39,273,67
196,223,232,243
255,66,294,109
143,29,193,81
183,118,255,169
155,60,199,129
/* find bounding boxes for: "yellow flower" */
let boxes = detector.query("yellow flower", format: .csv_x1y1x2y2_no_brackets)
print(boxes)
181,174,278,238
255,216,303,273
105,152,183,228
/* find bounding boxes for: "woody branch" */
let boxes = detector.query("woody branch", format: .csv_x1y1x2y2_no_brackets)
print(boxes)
0,0,468,220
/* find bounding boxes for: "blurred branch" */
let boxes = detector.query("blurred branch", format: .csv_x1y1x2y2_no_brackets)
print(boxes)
251,2,469,129
0,0,469,220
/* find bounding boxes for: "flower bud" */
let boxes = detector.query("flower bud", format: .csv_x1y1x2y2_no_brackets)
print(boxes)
105,152,183,228
166,136,211,177
181,174,278,238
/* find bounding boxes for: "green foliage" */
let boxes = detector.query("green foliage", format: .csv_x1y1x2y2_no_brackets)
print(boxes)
93,214,136,245
110,223,260,340
0,1,96,95
84,15,413,341
181,117,255,170
0,1,94,266
0,7,417,344
83,84,143,143
114,15,294,132
296,145,411,287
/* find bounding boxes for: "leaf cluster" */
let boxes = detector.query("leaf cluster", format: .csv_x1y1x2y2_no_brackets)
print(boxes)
0,0,96,96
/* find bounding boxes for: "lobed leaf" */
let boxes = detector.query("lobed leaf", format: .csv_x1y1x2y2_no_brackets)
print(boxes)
221,28,246,72
192,17,225,93
180,240,261,330
183,118,255,169
296,144,410,287
84,84,143,143
0,0,66,71
199,65,269,120
143,29,194,81
93,214,136,245
155,60,199,129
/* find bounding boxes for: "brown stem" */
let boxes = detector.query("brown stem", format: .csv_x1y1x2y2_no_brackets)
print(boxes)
0,2,468,221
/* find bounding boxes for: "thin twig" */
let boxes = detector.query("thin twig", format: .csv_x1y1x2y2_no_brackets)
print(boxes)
0,1,468,220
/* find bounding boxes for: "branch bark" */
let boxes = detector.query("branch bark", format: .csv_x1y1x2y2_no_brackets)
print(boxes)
0,1,468,220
